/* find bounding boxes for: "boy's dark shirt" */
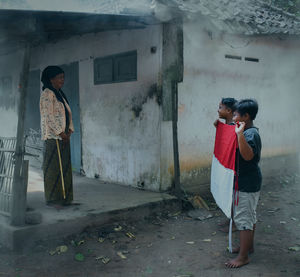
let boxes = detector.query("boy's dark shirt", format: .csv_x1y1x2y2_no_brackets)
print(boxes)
237,127,262,193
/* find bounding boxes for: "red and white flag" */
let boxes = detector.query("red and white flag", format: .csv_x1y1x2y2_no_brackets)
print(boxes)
211,121,238,218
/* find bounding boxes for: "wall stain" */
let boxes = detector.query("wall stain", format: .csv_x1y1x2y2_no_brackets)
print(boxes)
131,83,162,118
136,171,159,191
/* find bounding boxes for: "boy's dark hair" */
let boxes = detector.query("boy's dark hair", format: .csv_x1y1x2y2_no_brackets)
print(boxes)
235,99,259,120
221,97,238,112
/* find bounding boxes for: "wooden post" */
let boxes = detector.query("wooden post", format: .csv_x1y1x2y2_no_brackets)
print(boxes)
10,44,31,226
162,18,183,197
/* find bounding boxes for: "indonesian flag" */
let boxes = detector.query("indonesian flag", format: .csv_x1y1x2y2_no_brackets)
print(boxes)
211,121,238,218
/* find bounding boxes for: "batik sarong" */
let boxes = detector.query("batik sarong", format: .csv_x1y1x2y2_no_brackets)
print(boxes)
43,139,73,205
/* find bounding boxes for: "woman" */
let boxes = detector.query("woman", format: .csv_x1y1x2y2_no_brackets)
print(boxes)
40,66,74,206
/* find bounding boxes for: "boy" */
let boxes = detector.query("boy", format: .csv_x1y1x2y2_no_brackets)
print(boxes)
226,99,262,268
214,97,238,233
214,97,238,126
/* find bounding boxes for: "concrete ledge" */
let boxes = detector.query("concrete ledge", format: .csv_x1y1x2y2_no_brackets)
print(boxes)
0,197,180,250
0,169,181,250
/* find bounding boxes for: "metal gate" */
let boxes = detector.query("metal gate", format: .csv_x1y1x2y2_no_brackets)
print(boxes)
0,137,16,216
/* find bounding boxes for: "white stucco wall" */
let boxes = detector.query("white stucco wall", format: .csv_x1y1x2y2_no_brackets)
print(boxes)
0,50,24,137
178,17,300,187
30,25,163,190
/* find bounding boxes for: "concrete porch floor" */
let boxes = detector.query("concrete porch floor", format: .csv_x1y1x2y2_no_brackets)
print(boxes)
0,167,179,250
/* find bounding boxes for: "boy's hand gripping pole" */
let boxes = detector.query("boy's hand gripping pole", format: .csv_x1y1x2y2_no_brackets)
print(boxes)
56,139,66,199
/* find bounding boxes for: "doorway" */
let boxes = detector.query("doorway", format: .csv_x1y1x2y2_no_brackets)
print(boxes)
60,62,81,173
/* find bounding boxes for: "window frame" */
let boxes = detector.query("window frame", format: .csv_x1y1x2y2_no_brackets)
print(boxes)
94,50,137,85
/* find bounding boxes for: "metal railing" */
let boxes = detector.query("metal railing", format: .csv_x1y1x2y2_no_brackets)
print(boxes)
0,137,16,216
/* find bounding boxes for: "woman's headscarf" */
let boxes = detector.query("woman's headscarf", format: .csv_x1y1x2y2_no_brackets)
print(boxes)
41,65,70,132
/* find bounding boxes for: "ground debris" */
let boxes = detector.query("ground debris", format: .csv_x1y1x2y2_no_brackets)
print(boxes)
117,251,127,259
95,255,111,264
98,237,105,243
187,208,213,221
170,211,181,217
77,240,85,246
49,245,68,255
74,253,85,262
267,207,280,213
202,239,211,242
126,232,135,239
288,246,300,252
186,241,195,245
188,195,210,210
114,226,122,232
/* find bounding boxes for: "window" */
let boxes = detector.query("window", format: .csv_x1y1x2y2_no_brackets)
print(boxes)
94,51,137,85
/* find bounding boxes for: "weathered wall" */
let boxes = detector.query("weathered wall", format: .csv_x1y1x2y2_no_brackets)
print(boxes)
0,50,23,137
30,25,163,191
178,17,300,191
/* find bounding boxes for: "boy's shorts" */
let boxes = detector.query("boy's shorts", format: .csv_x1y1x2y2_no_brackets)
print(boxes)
233,191,260,231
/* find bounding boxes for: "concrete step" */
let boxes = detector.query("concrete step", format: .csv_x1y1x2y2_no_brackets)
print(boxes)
0,191,180,250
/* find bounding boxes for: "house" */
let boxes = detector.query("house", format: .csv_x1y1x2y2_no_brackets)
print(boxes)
0,0,299,200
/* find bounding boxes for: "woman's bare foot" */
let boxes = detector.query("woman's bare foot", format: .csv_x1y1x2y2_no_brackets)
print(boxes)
232,246,254,254
225,256,249,268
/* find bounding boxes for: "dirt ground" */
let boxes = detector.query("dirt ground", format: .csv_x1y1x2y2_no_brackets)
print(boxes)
0,172,300,277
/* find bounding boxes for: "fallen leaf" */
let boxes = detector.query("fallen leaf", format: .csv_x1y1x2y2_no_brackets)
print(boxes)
57,245,68,254
288,246,300,252
117,251,127,259
77,240,85,246
98,237,105,243
102,257,110,264
126,232,135,239
114,226,122,232
172,211,181,216
49,250,57,256
75,253,85,262
186,241,195,245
